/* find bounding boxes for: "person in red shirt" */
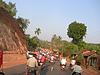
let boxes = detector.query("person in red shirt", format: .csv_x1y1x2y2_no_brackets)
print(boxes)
40,54,46,63
39,54,46,70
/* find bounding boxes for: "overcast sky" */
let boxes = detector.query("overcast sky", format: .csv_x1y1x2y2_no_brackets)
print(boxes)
5,0,100,43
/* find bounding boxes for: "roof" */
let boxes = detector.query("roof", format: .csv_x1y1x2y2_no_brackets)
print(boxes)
82,50,96,56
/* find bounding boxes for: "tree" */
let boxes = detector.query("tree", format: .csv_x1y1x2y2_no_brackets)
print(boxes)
26,35,39,51
85,43,100,54
35,28,41,36
17,17,30,32
67,21,87,44
31,36,40,47
51,34,62,50
0,0,17,16
67,43,78,55
60,40,70,57
40,40,50,49
0,0,30,32
78,41,86,50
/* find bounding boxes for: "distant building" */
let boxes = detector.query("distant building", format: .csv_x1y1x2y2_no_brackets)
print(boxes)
0,7,27,53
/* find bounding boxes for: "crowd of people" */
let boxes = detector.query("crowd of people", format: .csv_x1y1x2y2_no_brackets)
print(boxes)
26,48,83,75
26,48,57,75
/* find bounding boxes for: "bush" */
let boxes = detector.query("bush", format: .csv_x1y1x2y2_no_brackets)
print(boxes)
76,54,84,62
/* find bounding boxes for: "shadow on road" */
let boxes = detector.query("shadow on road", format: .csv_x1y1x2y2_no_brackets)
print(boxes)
40,63,50,75
3,64,26,75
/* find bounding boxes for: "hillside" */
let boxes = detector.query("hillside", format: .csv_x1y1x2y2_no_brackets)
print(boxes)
0,7,27,53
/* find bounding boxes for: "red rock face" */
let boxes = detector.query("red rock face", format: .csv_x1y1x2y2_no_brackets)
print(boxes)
0,8,27,53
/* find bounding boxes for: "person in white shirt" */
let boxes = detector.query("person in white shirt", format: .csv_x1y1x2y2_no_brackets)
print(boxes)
71,59,76,66
60,57,67,70
50,55,55,62
60,57,67,65
71,61,82,75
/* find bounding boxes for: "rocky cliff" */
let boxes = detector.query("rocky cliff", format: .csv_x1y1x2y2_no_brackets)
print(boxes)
0,7,27,53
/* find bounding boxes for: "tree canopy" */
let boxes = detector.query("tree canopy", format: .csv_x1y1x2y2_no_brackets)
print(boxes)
35,28,41,36
0,0,17,16
0,0,30,32
17,17,30,32
67,21,87,44
26,35,40,51
51,34,62,50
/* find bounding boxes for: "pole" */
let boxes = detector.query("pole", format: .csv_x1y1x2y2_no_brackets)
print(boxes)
0,50,3,72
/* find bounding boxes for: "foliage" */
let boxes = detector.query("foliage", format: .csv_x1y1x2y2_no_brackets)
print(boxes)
40,40,50,49
31,36,40,47
0,0,17,16
51,34,62,49
35,28,41,36
77,41,86,51
26,28,41,51
76,54,84,62
67,21,87,44
84,43,100,54
17,17,30,32
57,40,78,57
51,34,79,57
26,35,40,51
62,41,78,54
67,43,78,55
60,40,69,57
0,0,30,32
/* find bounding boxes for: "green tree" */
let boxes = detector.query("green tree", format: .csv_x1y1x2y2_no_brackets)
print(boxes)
51,34,62,50
59,40,78,57
31,36,40,47
17,17,30,32
26,35,40,51
67,21,87,44
0,0,17,16
60,40,70,57
35,28,41,36
67,43,78,55
0,0,30,31
78,41,86,50
85,43,100,54
40,40,50,49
